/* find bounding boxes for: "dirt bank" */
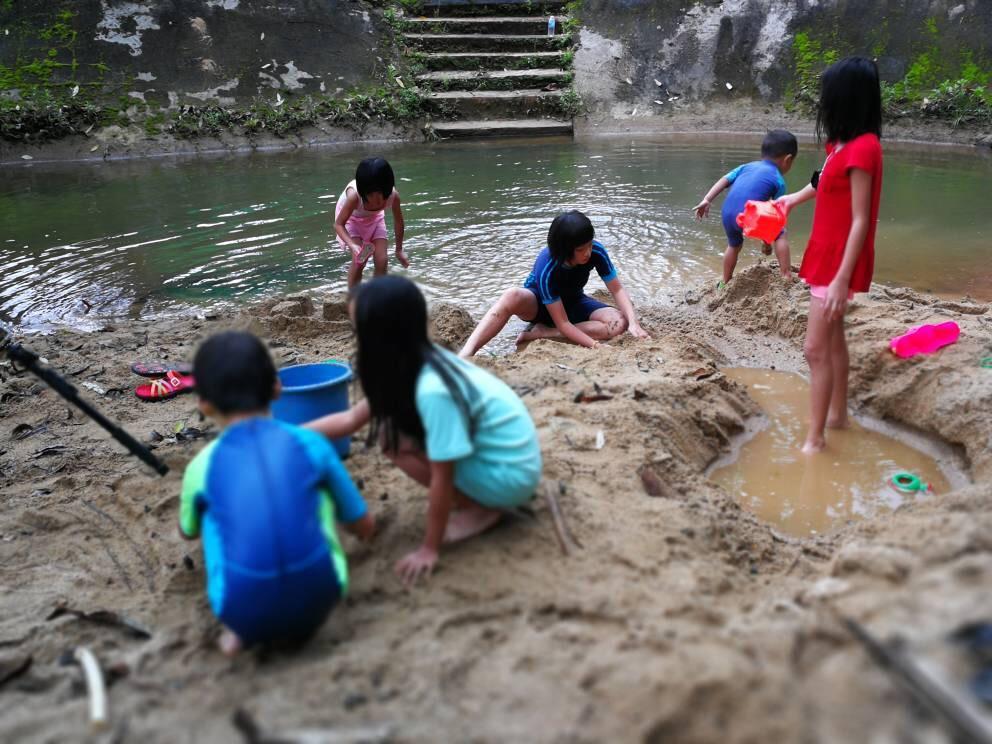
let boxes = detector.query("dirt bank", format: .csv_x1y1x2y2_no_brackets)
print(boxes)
1,267,991,743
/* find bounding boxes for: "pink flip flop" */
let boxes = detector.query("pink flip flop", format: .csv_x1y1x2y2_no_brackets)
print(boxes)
135,370,196,401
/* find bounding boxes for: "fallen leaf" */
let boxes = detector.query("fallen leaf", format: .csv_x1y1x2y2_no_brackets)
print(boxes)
20,155,32,160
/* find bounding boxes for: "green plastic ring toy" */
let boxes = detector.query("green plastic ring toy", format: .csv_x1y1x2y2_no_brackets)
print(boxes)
981,357,992,369
891,472,926,493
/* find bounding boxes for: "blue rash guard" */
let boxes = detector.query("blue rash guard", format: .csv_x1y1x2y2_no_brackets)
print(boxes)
523,240,618,326
720,159,787,247
180,417,367,645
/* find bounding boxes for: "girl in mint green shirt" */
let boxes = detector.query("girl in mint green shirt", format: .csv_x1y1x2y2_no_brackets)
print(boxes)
307,276,542,588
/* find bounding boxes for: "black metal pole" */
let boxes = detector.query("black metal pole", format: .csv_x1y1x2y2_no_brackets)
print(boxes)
1,331,169,477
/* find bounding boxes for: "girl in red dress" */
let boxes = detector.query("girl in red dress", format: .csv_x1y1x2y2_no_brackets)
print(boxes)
776,57,884,454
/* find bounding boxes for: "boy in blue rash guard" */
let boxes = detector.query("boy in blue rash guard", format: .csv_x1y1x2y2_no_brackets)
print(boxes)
459,210,649,357
179,331,375,656
693,129,797,285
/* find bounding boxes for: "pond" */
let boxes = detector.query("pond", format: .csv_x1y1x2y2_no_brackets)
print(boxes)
708,368,961,537
2,136,990,333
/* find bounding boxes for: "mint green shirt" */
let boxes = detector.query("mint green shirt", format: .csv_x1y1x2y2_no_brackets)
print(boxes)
415,348,542,508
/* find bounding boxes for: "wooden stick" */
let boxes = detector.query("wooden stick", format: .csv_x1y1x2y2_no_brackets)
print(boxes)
74,647,108,732
544,482,577,556
843,617,992,744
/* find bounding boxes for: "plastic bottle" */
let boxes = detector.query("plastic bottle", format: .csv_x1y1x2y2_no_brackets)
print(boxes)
548,16,556,36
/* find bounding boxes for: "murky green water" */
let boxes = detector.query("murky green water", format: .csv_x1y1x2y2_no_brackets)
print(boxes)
2,137,990,331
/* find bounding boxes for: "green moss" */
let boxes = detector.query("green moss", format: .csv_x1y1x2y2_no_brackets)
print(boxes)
787,19,992,127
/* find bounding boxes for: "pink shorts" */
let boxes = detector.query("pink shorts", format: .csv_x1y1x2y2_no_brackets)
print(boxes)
336,213,388,264
808,284,855,302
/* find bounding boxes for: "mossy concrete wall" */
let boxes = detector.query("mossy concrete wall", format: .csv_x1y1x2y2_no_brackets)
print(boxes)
0,0,387,109
574,0,992,118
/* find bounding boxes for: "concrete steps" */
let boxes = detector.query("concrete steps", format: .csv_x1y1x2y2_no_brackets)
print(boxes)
405,0,575,139
405,16,552,35
417,0,567,15
416,68,569,91
405,33,562,53
431,118,572,138
421,51,566,72
427,88,564,118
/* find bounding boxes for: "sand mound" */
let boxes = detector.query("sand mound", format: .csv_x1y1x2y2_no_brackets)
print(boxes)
1,266,990,742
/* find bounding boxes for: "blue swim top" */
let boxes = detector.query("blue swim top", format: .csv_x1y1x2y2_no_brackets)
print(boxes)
179,417,368,615
720,159,787,223
523,240,618,305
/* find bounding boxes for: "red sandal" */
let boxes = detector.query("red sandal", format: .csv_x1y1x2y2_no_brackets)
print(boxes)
135,370,196,401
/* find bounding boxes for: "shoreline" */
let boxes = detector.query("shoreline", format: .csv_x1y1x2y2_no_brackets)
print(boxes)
2,267,991,741
2,108,989,166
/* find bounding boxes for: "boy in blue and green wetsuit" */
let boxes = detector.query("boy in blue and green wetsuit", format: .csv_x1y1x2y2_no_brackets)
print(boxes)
180,331,374,656
693,129,797,285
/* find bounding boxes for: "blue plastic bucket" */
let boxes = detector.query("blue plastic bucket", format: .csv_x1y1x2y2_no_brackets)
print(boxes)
271,362,353,457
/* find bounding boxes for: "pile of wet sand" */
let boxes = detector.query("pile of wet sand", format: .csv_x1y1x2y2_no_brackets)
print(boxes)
1,266,990,743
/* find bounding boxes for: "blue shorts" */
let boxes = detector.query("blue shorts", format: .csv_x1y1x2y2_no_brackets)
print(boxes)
722,213,785,249
526,289,609,327
217,556,341,646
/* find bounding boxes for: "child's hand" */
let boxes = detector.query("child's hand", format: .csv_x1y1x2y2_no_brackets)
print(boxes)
395,248,410,269
824,279,849,321
629,323,650,340
693,200,710,220
395,545,438,587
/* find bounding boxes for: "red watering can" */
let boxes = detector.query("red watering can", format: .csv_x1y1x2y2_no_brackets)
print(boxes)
736,200,787,243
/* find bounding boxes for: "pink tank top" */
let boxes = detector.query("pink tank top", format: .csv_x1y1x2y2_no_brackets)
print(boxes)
335,179,397,224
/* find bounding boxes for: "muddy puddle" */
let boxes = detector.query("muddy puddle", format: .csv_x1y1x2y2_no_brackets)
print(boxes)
709,367,961,536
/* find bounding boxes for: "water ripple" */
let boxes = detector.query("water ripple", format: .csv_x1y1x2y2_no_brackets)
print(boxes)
2,140,990,331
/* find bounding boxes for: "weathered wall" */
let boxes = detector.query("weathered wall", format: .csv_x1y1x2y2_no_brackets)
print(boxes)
574,0,992,118
0,0,388,109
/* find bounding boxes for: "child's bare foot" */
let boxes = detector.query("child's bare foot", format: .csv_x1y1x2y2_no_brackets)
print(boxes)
218,628,242,657
443,503,502,544
515,323,535,352
800,437,826,455
515,323,558,351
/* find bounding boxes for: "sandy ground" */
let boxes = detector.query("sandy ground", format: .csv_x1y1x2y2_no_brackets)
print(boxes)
1,267,992,743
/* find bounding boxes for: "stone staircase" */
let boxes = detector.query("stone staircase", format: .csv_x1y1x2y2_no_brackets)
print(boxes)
403,0,574,139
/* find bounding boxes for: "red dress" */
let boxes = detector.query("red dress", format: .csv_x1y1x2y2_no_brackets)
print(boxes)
799,133,883,292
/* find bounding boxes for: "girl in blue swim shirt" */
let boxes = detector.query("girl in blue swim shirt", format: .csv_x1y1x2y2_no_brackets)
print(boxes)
459,210,649,357
307,276,543,588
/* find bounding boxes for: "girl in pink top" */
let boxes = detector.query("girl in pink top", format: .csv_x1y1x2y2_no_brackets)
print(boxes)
334,157,409,288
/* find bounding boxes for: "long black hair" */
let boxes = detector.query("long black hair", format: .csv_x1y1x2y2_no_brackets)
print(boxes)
816,56,882,143
353,276,476,452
